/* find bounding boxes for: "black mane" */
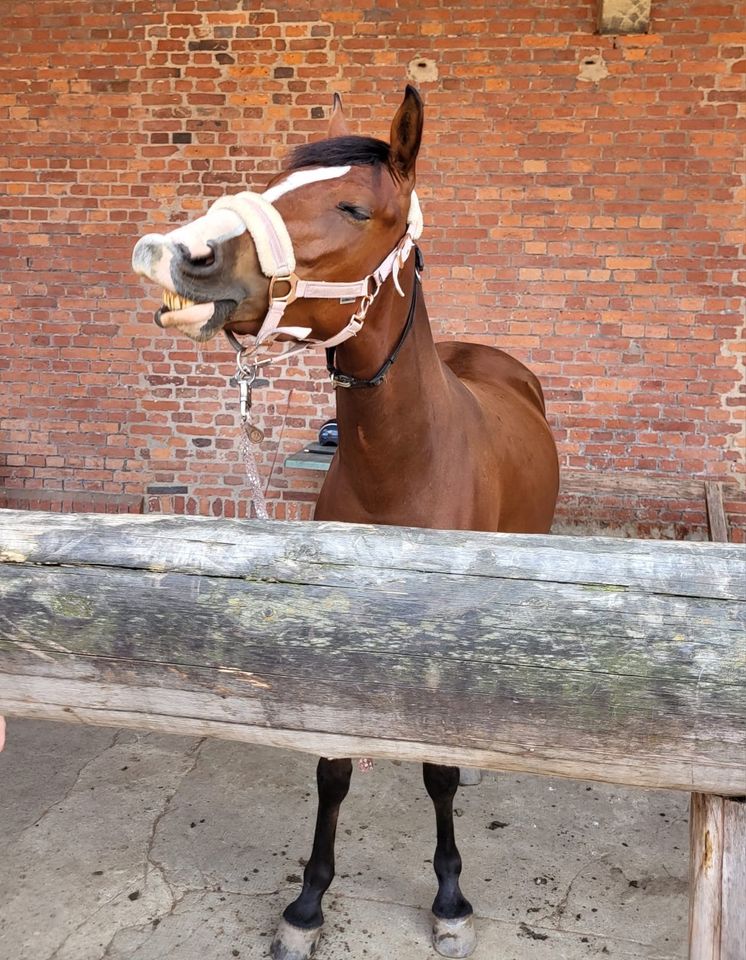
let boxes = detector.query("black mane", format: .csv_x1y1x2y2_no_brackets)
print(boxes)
287,135,392,172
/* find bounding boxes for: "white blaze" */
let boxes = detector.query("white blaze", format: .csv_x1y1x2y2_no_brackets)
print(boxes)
262,165,352,203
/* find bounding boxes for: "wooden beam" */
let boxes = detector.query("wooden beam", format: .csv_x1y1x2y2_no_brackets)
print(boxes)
597,0,652,35
1,509,744,795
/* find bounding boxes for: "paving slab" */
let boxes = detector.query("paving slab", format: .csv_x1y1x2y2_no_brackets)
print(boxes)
0,719,689,959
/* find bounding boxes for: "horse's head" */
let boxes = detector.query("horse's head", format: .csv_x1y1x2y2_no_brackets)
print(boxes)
132,87,423,347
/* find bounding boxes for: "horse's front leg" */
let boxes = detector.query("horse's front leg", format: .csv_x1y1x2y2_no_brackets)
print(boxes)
423,762,477,958
271,757,353,960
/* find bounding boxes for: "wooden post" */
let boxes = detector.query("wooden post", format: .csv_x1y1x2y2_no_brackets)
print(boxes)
689,795,746,960
705,481,730,544
690,508,745,959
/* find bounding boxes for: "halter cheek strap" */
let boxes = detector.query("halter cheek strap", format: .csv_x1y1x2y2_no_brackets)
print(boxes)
209,176,423,367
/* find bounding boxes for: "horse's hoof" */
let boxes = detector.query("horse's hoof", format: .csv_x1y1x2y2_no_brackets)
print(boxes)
432,913,477,958
269,918,322,960
458,767,482,786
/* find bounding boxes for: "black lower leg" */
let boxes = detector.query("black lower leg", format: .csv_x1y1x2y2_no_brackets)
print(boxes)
423,763,473,920
282,757,353,930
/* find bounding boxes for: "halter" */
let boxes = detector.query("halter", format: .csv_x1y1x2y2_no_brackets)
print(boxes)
325,245,424,389
207,166,423,374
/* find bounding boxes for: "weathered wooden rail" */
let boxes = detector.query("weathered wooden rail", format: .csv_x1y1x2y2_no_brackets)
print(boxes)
0,509,744,958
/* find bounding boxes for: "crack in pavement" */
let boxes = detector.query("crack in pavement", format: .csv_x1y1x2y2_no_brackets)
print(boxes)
39,736,207,960
97,738,208,960
97,884,234,960
144,737,206,893
28,731,122,833
45,883,129,960
538,853,610,926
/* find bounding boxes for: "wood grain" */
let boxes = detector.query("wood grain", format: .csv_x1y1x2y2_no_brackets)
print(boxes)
721,798,746,960
689,794,724,960
705,481,730,544
689,795,746,960
1,509,744,795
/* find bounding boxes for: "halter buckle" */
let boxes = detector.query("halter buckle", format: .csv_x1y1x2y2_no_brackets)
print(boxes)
352,274,380,321
268,273,298,304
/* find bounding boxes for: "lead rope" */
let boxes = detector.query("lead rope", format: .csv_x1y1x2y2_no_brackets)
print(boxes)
234,359,294,520
236,365,269,519
239,430,269,520
264,386,294,503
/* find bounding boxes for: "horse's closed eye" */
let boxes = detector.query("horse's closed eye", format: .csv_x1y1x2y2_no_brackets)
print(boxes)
337,202,371,222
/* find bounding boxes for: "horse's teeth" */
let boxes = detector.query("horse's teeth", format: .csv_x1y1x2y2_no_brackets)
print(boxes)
162,291,196,312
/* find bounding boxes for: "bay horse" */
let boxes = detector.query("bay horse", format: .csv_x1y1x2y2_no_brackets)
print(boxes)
133,86,558,960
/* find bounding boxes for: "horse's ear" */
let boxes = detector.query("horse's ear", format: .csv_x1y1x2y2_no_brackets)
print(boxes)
389,85,423,180
327,93,350,138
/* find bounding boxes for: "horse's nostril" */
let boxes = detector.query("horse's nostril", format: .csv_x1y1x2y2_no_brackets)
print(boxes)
175,242,216,269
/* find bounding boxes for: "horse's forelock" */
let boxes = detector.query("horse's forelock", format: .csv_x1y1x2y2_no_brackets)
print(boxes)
287,136,393,174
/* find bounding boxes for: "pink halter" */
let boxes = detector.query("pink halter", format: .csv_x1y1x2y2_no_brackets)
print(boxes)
208,167,423,369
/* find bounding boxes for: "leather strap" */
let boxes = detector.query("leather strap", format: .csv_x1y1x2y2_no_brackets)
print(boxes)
325,247,423,389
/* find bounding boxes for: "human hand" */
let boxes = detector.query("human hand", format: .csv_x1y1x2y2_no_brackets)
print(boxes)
0,717,5,752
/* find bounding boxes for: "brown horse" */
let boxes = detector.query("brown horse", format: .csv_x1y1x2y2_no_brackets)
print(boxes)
133,86,558,960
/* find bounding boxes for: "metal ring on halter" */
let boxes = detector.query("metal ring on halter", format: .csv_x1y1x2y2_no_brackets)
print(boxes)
236,350,258,382
364,273,379,299
352,274,381,321
268,273,298,304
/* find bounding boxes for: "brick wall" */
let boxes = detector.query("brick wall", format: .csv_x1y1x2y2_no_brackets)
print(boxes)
1,0,744,539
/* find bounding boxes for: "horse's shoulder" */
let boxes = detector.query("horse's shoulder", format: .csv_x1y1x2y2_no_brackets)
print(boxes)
436,340,547,413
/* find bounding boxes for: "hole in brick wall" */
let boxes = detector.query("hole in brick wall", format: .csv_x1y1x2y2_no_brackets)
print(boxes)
407,57,438,84
578,53,609,83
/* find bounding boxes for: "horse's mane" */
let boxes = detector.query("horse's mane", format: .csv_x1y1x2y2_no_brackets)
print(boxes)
287,136,392,173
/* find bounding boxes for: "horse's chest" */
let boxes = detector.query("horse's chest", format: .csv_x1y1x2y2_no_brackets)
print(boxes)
318,451,499,531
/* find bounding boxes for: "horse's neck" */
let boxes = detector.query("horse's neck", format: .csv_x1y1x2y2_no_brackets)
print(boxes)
326,277,452,510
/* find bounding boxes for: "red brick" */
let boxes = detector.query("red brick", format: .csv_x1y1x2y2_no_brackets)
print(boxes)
0,0,743,539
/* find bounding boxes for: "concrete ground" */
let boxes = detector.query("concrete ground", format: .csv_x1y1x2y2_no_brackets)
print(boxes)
0,720,690,960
